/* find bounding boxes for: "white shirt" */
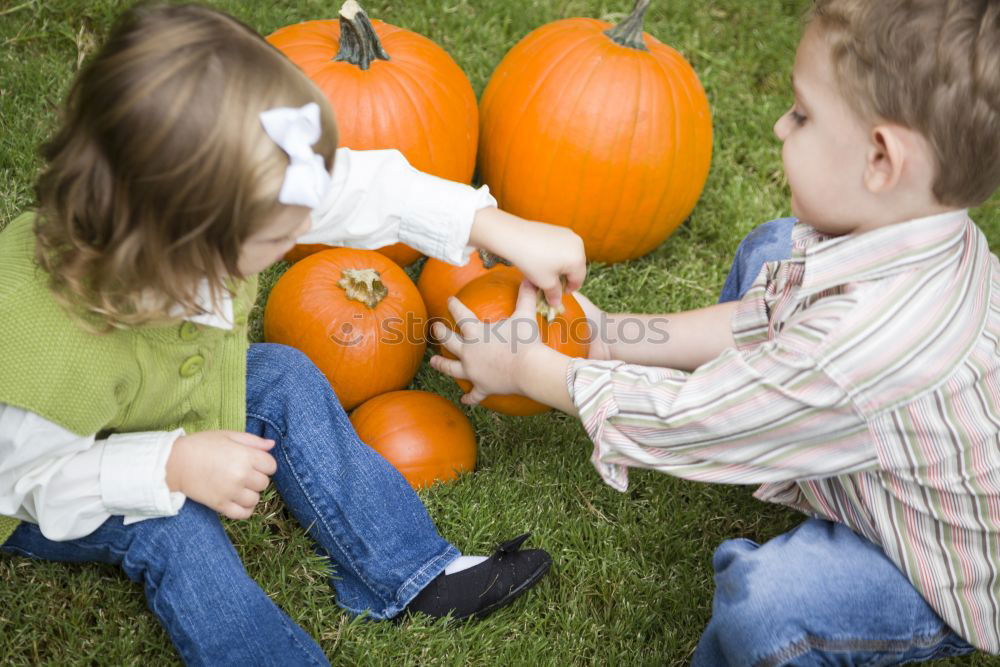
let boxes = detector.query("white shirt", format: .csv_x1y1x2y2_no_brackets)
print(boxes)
0,147,496,542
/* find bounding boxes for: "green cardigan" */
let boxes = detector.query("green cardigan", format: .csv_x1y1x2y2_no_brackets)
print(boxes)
0,213,257,543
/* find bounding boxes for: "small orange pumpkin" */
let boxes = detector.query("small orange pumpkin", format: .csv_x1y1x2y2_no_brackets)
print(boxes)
417,249,512,338
443,267,590,416
350,390,476,489
478,0,712,263
263,248,426,410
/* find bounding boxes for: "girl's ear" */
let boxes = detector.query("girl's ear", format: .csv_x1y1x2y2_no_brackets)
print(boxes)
863,124,906,194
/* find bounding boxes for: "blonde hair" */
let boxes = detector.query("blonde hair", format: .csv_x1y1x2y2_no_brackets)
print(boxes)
34,2,338,329
810,0,1000,207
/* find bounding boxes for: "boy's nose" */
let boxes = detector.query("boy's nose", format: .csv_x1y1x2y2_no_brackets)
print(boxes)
773,113,789,141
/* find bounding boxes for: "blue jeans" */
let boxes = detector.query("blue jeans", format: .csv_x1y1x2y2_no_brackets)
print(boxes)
1,343,458,666
697,219,976,665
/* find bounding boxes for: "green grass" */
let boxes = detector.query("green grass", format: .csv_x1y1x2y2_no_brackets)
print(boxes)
2,0,999,664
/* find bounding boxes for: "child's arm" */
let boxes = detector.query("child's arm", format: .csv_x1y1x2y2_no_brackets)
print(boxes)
468,207,586,307
430,283,875,491
428,286,740,414
305,147,586,305
572,291,739,371
0,403,276,542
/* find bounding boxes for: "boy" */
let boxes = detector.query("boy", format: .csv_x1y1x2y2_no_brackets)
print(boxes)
430,0,1000,663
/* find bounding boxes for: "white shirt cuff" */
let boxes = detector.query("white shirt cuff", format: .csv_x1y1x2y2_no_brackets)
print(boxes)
100,429,187,522
398,181,496,266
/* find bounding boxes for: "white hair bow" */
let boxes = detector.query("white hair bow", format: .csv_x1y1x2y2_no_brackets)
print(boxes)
259,102,331,209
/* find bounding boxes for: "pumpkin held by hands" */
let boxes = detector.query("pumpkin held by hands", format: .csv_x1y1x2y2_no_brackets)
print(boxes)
263,248,426,410
477,0,712,263
350,390,477,489
443,267,590,416
417,249,512,340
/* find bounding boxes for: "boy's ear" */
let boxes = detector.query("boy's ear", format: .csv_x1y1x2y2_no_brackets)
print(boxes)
863,125,906,194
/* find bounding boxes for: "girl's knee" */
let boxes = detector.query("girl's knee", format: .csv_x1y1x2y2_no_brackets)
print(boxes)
247,343,333,399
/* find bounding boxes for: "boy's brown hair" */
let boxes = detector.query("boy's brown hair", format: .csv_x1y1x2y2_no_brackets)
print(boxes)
810,0,1000,207
34,3,338,329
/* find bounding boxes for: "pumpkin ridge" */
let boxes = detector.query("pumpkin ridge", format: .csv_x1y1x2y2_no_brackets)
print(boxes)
487,28,603,197
633,52,684,259
646,52,708,254
559,42,616,238
596,53,647,260
496,35,607,212
391,56,475,115
637,60,677,253
385,58,476,179
380,63,442,179
672,54,713,212
478,22,582,138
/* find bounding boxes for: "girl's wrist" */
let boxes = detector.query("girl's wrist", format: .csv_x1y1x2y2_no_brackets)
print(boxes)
165,435,189,493
469,207,516,257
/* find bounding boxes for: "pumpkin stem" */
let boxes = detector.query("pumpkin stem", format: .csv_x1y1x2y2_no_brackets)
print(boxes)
604,0,651,51
535,276,568,323
477,248,512,269
335,0,390,70
338,268,389,308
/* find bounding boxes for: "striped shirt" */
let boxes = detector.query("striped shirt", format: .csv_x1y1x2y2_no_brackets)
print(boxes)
567,209,1000,653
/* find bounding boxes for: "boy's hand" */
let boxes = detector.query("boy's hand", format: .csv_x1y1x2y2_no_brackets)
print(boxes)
430,280,545,406
166,431,277,520
469,208,587,308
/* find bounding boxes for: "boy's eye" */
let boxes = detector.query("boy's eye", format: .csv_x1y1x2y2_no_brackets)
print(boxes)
788,108,807,126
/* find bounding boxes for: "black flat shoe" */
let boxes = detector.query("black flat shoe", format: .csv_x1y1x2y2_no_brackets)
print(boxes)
399,533,551,622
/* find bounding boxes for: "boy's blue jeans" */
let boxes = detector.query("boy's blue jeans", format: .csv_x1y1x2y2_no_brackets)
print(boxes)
697,218,976,665
0,343,458,666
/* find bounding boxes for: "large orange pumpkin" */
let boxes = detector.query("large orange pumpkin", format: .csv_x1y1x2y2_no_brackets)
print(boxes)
443,267,590,416
417,249,511,338
350,390,476,489
478,0,712,263
268,1,478,267
263,248,426,410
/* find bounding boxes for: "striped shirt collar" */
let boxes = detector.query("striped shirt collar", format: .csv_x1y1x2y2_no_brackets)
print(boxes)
790,209,970,298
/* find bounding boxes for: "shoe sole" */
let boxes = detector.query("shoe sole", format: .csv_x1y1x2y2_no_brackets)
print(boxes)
459,557,552,622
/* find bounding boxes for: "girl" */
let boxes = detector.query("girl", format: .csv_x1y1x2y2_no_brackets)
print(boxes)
0,3,586,665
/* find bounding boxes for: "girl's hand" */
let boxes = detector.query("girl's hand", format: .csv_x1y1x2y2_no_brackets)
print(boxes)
572,291,613,361
166,431,277,520
469,208,587,308
429,280,545,406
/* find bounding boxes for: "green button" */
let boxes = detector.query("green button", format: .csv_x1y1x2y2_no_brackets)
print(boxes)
179,321,200,341
233,314,248,326
179,354,204,377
